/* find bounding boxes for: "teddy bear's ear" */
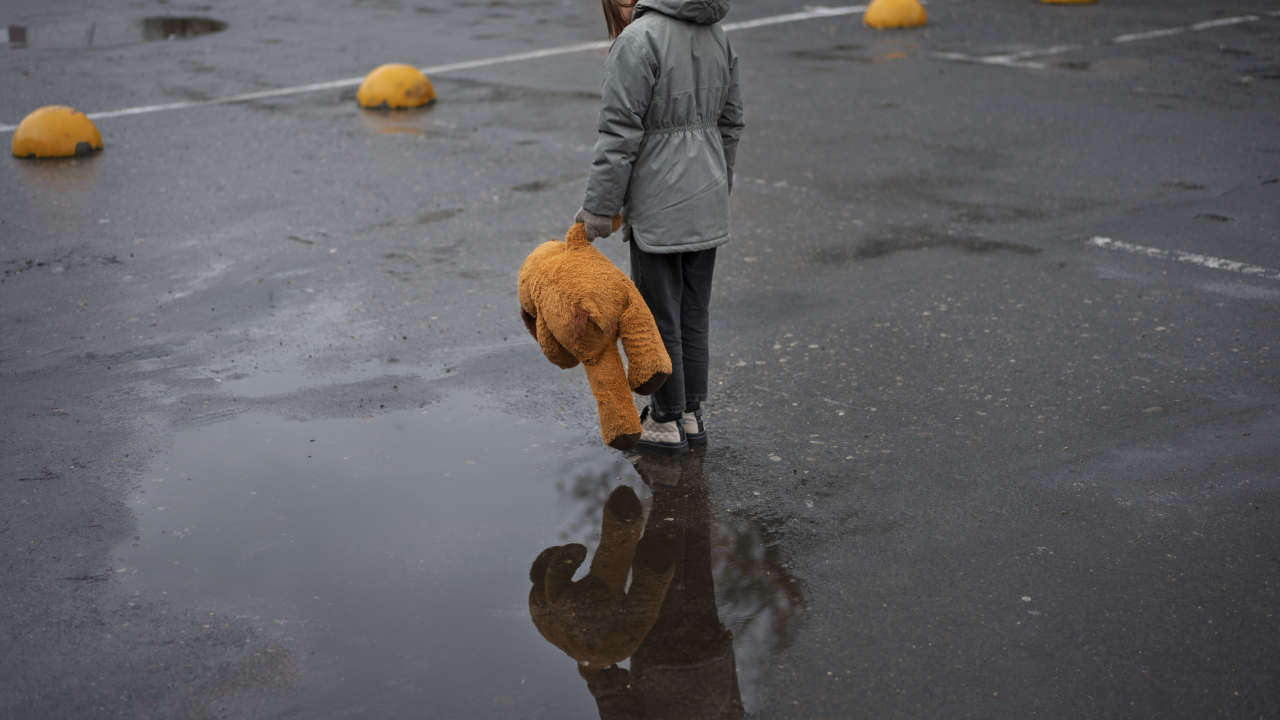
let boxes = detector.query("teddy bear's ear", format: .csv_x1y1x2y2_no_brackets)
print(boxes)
572,306,614,345
565,223,590,248
530,543,588,607
572,307,588,343
572,302,616,345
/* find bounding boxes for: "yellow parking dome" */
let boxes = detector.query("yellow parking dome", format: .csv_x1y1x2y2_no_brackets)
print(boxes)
864,0,927,29
357,64,436,110
11,106,103,159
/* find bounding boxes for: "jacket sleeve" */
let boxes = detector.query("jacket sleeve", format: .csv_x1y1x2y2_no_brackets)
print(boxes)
718,39,744,194
583,32,658,217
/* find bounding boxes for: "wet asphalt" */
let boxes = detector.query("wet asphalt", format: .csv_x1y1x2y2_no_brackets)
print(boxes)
2,0,1279,717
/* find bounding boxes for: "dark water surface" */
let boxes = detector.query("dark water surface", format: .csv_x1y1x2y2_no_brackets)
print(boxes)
114,393,799,717
7,17,226,50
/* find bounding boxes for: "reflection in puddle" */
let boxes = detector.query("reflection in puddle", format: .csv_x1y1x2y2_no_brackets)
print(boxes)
12,153,102,192
530,450,803,716
7,17,226,50
120,395,627,718
359,108,435,136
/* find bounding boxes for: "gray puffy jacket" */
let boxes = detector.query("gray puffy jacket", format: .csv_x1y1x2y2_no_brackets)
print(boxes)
583,0,743,254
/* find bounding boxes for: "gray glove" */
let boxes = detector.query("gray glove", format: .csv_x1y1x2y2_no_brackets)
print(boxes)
573,207,615,242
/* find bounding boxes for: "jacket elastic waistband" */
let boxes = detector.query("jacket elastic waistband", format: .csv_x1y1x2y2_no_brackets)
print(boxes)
644,122,718,136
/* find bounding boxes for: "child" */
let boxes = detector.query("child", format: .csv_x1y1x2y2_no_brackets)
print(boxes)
574,0,743,454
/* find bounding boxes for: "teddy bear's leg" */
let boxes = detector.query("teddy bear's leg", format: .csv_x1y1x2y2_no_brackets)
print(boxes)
611,534,675,650
582,345,643,450
618,293,673,395
588,486,644,595
534,311,580,369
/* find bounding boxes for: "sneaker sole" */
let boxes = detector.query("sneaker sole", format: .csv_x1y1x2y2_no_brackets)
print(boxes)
634,437,688,455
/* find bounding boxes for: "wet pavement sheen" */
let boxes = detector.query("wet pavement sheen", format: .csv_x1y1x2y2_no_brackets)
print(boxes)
4,0,1279,716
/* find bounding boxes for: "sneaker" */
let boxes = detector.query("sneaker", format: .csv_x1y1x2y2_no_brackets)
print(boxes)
681,410,706,447
636,406,687,455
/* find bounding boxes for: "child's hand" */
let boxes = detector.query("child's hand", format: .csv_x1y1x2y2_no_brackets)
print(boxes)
573,208,616,242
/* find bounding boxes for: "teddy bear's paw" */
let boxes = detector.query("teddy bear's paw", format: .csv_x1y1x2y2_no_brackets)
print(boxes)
631,371,669,396
608,431,642,452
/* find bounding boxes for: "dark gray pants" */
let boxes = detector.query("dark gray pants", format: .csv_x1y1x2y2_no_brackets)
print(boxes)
629,242,717,422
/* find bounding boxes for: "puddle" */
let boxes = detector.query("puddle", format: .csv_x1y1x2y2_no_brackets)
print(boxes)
511,173,585,193
208,359,427,399
418,208,464,225
813,229,1041,264
1057,57,1151,75
790,41,916,65
7,17,226,50
117,393,799,716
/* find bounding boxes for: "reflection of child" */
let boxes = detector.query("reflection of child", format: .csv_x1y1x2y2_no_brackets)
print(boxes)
574,0,744,454
578,452,743,718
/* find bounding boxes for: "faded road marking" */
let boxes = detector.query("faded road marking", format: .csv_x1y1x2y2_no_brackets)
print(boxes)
1087,237,1280,281
0,5,868,133
933,46,1075,70
721,4,867,32
939,11,1271,70
1111,27,1189,44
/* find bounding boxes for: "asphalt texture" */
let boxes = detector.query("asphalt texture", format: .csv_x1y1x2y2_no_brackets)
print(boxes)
2,0,1279,718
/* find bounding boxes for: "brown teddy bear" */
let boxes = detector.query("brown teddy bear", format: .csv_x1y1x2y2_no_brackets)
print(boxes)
518,221,671,449
528,485,675,666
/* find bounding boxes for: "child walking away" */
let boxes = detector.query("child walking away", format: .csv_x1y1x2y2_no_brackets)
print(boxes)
574,0,743,454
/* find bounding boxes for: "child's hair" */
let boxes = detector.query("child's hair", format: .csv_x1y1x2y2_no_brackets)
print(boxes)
600,0,636,39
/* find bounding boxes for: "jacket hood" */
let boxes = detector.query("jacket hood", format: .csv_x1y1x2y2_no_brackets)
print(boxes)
635,0,730,25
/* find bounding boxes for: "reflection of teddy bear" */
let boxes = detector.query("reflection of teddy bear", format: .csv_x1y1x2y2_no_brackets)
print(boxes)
518,222,671,450
529,485,675,666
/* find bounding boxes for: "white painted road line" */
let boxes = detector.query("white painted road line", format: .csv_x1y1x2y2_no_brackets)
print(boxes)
78,77,367,123
721,4,866,32
1112,27,1187,44
940,10,1272,69
1189,15,1259,31
1087,237,1280,281
0,4,867,134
